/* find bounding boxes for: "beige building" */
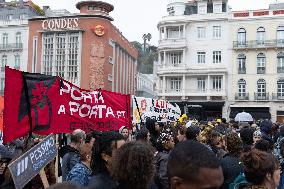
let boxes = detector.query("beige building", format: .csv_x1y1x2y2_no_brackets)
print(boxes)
229,4,284,123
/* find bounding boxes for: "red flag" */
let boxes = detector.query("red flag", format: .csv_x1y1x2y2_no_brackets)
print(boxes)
4,67,131,143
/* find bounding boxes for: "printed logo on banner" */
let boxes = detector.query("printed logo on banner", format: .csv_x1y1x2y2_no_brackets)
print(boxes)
8,134,57,189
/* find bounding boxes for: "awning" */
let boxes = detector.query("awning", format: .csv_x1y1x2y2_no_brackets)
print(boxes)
229,107,271,120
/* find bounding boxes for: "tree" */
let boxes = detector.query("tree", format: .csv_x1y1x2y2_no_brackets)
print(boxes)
142,33,152,53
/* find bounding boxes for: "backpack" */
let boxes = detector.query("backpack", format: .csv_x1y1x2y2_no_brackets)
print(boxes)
229,173,248,189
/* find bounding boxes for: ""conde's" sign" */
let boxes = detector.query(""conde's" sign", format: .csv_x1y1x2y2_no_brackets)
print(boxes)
42,18,79,30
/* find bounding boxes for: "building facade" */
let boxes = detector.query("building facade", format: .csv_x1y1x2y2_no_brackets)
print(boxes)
229,4,284,123
157,0,231,120
0,0,43,95
136,72,157,98
27,1,138,95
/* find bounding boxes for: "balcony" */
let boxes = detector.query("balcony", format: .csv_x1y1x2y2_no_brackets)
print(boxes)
238,68,246,74
0,43,23,52
278,67,284,73
235,93,249,101
233,40,284,50
157,63,186,74
185,89,226,97
158,38,187,49
257,67,266,74
254,92,269,101
272,93,284,101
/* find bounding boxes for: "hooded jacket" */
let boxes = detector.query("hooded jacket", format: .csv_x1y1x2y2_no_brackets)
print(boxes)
59,145,80,181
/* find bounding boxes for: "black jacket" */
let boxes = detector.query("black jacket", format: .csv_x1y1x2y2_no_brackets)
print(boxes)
220,154,244,189
59,145,80,181
88,171,118,189
154,151,169,189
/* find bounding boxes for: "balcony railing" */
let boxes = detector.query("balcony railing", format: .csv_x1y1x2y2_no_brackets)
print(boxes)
235,93,249,101
272,93,284,101
238,68,246,74
0,43,23,51
233,40,284,49
278,67,284,73
257,67,266,74
254,92,269,101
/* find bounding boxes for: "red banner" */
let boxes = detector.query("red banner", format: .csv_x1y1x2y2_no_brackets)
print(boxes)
4,67,131,143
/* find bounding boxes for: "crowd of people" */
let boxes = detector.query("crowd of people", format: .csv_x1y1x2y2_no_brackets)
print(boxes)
0,116,284,189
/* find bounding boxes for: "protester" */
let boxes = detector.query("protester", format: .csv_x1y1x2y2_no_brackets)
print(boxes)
88,131,125,189
146,118,159,148
221,133,244,189
119,126,130,142
185,124,200,141
47,182,83,189
260,120,273,143
136,127,150,143
253,130,262,146
215,118,228,135
111,141,155,189
240,127,254,152
167,140,224,189
176,125,186,142
66,144,92,187
85,130,102,147
254,139,274,153
59,129,86,181
155,128,175,189
240,149,280,189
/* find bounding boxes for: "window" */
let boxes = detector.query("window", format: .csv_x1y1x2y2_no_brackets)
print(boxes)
257,53,266,74
108,74,113,82
19,14,27,20
42,32,79,83
257,79,266,97
213,51,221,63
2,33,8,47
16,32,21,48
1,55,7,72
278,79,284,97
169,52,182,67
238,79,246,97
213,26,221,38
14,55,20,70
277,52,284,73
170,78,181,92
167,26,183,39
197,78,206,91
197,52,206,63
238,54,246,74
0,78,4,91
277,26,284,44
197,27,206,39
6,14,13,21
237,28,246,46
212,76,222,91
88,6,94,10
256,27,265,45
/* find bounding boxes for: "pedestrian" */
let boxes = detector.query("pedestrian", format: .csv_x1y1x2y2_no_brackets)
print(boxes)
119,126,130,142
66,144,92,187
185,124,200,141
59,129,86,181
88,131,125,189
146,118,159,149
240,127,254,152
176,125,186,142
167,140,224,189
136,127,150,143
221,133,244,189
253,130,262,146
254,139,273,153
111,141,155,189
240,149,280,189
260,120,273,143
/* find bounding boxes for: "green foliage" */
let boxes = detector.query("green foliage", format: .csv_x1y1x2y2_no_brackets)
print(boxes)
131,40,157,74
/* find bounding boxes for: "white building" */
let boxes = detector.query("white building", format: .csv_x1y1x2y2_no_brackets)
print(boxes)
136,72,157,98
157,0,231,120
0,0,42,95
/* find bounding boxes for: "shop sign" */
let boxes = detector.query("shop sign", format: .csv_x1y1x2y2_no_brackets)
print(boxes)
42,18,79,30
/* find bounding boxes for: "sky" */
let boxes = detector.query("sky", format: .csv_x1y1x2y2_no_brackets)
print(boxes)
30,0,278,45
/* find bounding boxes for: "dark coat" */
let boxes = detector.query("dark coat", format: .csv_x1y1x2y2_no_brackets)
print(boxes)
154,151,169,189
88,171,118,189
221,154,244,189
59,145,80,181
66,162,92,187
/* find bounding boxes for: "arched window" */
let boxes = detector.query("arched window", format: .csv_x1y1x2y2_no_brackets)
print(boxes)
277,52,284,73
257,27,265,45
257,53,266,74
257,79,266,99
238,54,246,74
237,28,246,46
277,26,284,44
278,79,284,98
238,79,246,97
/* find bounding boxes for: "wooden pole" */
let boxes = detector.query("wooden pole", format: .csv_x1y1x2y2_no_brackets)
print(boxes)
39,168,49,188
55,134,59,183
